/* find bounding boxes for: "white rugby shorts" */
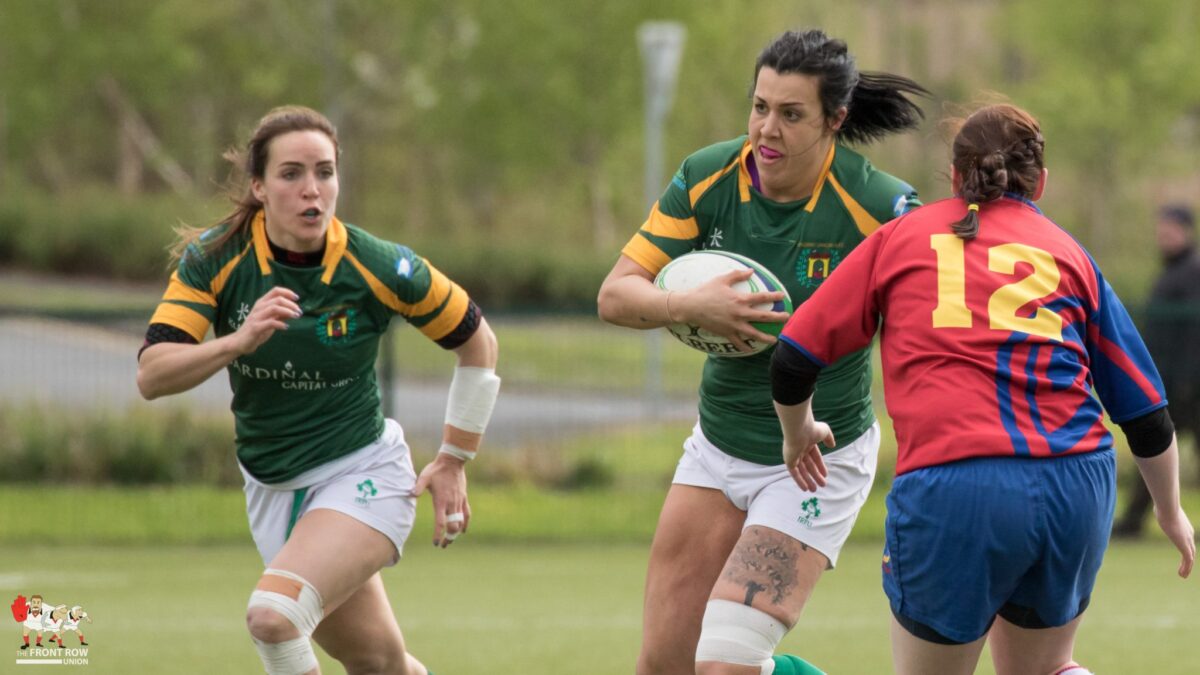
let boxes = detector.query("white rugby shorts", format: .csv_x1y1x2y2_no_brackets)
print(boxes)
240,418,418,567
672,420,879,567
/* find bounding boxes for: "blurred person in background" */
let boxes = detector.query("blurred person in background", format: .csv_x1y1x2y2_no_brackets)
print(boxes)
598,29,927,675
1113,203,1200,537
137,105,500,675
771,103,1194,675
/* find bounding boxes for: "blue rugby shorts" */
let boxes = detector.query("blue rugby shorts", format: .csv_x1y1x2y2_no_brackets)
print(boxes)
882,449,1116,644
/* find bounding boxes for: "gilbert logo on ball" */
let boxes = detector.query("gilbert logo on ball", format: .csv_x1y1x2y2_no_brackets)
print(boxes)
654,251,793,357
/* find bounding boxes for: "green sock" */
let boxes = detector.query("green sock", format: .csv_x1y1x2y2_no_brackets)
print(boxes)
772,654,826,675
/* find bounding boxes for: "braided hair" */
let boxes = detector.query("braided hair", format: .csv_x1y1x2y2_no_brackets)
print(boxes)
949,104,1045,240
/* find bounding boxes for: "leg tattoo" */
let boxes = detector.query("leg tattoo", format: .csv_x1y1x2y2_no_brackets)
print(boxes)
724,527,801,606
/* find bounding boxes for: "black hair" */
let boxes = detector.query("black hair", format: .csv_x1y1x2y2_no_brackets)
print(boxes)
1159,204,1195,229
752,29,930,145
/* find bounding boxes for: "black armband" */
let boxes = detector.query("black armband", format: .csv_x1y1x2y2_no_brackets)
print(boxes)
435,299,482,350
138,322,199,359
1119,407,1175,458
770,340,823,405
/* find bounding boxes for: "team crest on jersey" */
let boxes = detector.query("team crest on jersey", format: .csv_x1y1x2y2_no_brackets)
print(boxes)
316,307,357,346
796,247,843,288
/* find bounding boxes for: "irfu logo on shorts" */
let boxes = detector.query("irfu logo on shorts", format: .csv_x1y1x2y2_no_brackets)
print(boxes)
355,479,378,506
797,497,822,527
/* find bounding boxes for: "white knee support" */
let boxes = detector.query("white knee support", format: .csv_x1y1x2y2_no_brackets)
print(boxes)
695,599,787,673
247,568,325,675
252,636,318,675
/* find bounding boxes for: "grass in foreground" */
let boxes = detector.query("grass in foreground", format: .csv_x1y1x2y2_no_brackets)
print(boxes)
0,541,1195,674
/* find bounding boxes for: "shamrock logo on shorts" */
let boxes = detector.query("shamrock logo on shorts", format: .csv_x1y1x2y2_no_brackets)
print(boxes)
357,479,377,498
801,497,821,519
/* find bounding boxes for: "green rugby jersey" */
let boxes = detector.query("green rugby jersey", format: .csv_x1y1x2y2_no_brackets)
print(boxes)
622,137,919,464
149,211,470,484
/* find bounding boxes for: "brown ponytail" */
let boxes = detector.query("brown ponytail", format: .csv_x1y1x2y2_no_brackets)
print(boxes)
948,104,1044,240
169,106,340,263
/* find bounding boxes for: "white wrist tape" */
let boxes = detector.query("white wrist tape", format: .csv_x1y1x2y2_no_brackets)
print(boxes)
439,443,477,462
445,366,501,434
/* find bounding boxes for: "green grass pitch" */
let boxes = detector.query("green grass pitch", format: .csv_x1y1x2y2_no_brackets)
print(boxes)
1,540,1195,673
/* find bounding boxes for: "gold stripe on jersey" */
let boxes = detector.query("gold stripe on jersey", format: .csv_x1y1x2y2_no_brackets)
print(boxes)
642,203,699,240
344,250,404,312
343,250,469,340
688,158,740,209
804,143,837,214
149,303,210,342
249,211,350,282
827,174,882,236
162,270,216,306
251,211,273,275
737,141,753,202
406,259,456,318
319,218,349,284
418,280,470,340
211,242,255,297
621,235,672,275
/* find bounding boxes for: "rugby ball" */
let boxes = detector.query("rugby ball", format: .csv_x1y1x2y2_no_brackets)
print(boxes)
654,250,793,357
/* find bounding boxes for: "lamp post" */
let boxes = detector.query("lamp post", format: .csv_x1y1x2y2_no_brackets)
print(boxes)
637,21,686,410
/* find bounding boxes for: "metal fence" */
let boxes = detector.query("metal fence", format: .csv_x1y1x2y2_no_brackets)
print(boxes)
4,301,1197,460
0,307,700,457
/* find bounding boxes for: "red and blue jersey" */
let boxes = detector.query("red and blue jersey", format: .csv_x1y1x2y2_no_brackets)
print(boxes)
780,195,1166,475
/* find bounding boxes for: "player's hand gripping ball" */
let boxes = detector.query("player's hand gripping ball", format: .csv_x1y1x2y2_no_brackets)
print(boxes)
654,251,793,357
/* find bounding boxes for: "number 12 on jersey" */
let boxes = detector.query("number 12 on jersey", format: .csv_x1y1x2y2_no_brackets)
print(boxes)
929,234,1063,342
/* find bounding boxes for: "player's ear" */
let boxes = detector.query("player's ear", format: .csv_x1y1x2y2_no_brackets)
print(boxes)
1032,167,1048,201
250,177,266,203
827,106,848,133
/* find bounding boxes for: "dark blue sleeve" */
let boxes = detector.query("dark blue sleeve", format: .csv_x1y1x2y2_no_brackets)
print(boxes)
1086,260,1168,423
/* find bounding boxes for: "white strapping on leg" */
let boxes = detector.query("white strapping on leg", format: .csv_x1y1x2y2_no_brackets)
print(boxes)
250,636,319,675
695,599,787,672
247,568,325,674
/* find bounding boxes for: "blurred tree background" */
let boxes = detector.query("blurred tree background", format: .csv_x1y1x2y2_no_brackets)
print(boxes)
1,0,1198,307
